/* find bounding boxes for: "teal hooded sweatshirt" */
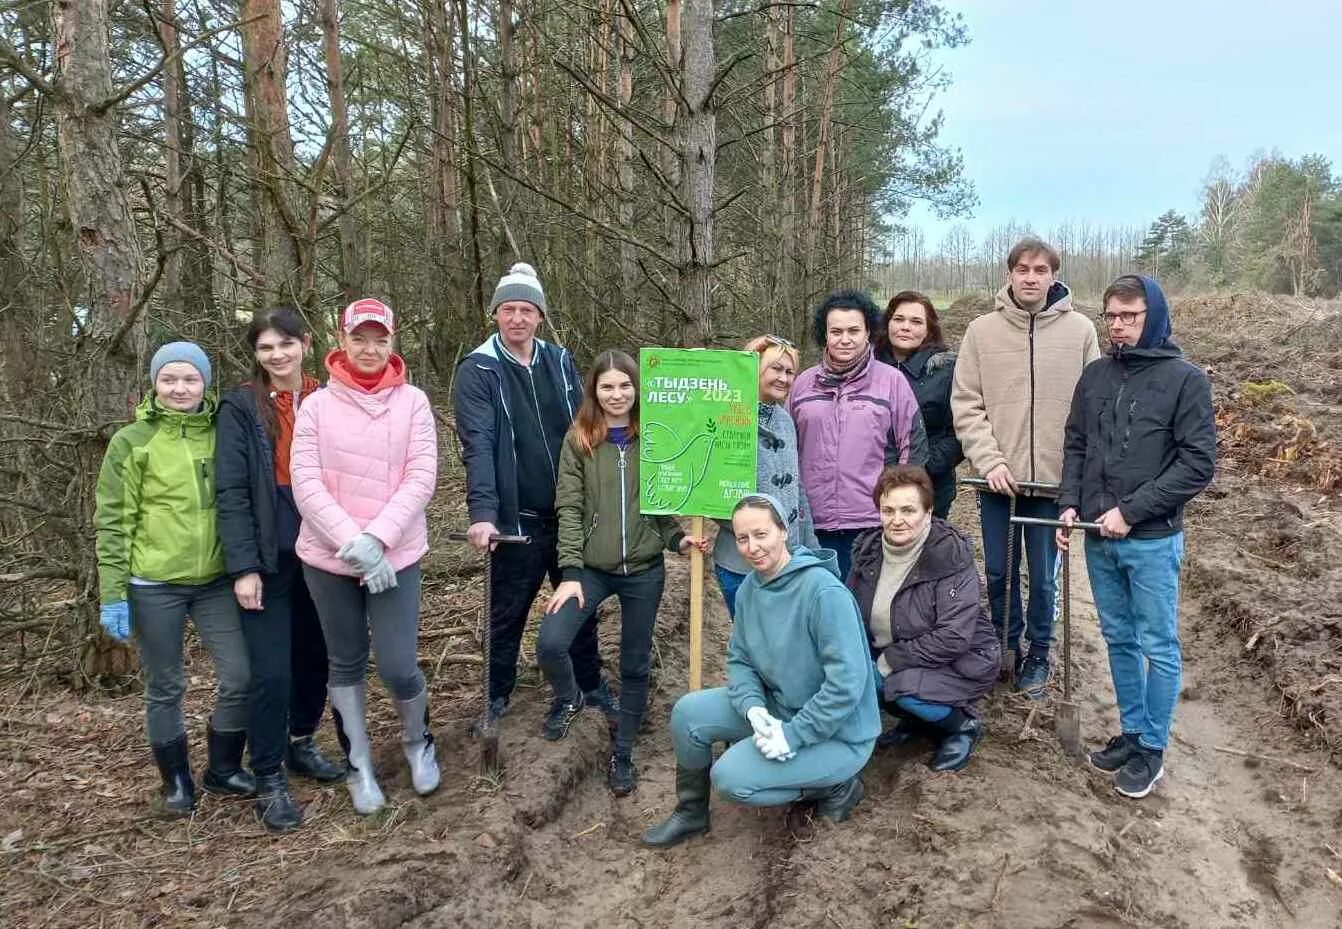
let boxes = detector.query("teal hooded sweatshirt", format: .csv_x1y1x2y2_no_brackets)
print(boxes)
726,546,881,750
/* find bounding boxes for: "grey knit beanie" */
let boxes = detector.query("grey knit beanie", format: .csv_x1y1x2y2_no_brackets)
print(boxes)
149,341,212,388
489,262,547,315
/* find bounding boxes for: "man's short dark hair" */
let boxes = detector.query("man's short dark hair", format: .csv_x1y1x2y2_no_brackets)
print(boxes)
1006,236,1061,273
1102,274,1147,307
810,288,881,348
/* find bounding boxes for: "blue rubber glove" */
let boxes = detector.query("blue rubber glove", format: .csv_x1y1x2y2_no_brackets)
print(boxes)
100,601,131,642
338,533,385,575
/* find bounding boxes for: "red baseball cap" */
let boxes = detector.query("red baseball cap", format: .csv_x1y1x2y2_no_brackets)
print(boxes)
342,298,395,334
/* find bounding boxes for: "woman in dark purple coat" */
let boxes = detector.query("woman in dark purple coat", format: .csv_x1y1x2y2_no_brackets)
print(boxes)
847,465,999,771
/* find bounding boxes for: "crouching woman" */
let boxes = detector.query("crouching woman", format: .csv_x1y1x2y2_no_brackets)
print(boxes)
642,494,879,848
848,465,999,771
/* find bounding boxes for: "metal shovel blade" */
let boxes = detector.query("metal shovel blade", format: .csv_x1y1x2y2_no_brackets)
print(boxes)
1056,699,1083,759
478,718,502,778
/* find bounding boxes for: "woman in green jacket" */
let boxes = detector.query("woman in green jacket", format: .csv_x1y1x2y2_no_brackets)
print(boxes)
536,350,707,796
95,342,254,817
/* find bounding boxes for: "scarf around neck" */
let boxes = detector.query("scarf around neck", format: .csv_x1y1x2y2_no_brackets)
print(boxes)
818,343,873,388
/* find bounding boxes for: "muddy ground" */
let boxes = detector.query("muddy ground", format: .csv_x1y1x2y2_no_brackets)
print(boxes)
3,293,1341,928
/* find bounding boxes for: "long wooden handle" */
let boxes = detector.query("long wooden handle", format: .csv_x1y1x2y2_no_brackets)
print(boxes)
689,515,704,691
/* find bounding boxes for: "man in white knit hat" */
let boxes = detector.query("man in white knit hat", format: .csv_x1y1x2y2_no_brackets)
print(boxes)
453,263,619,736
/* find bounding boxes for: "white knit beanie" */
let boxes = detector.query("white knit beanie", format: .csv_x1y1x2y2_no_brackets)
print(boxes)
489,262,547,315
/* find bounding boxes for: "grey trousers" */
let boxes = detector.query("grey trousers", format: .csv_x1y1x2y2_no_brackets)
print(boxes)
129,577,250,746
303,562,425,701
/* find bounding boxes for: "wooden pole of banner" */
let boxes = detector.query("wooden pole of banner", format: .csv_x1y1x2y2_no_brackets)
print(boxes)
689,515,705,690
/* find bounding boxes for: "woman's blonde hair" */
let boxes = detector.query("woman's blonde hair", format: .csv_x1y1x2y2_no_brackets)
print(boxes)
743,335,800,380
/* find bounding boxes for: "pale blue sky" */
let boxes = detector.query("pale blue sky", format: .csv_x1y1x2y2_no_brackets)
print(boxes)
903,0,1342,245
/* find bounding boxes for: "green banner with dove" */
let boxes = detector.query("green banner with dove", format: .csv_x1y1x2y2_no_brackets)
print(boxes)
639,348,759,519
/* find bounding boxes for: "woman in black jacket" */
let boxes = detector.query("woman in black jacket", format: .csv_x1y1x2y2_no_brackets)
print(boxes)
847,465,999,772
875,292,964,517
216,306,344,831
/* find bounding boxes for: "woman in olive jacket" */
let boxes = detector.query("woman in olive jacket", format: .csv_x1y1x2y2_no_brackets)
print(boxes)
536,350,706,797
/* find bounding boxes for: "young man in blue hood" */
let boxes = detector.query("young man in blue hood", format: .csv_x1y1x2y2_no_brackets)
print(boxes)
1057,275,1216,799
643,494,879,848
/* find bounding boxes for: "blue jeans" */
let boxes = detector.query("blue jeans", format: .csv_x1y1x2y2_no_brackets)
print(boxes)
714,565,746,619
979,492,1057,659
814,528,873,583
1085,533,1185,752
669,688,873,807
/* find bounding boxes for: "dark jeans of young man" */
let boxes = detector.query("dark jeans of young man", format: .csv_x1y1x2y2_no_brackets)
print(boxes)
536,562,665,753
978,492,1058,659
814,527,876,583
489,515,602,705
239,551,331,775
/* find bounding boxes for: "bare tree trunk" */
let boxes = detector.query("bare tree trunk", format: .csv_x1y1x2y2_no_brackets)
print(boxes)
456,0,486,321
157,0,184,319
240,0,303,308
661,0,685,341
497,0,520,260
615,2,637,304
424,0,463,371
805,0,852,291
51,0,143,676
758,8,779,322
778,4,799,339
320,0,365,303
680,0,714,346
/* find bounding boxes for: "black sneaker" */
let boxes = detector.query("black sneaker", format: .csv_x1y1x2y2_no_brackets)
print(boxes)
1114,747,1165,799
1015,653,1050,698
608,751,637,796
541,691,585,741
1089,733,1141,774
584,680,621,733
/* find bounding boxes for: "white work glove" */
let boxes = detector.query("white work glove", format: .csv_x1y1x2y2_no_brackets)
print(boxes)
362,555,399,595
338,533,386,575
746,706,781,740
754,724,794,762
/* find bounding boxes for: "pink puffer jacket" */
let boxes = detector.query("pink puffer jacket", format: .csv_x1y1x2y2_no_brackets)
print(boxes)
291,354,438,576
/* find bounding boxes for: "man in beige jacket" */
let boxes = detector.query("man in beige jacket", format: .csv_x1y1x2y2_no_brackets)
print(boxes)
952,237,1100,696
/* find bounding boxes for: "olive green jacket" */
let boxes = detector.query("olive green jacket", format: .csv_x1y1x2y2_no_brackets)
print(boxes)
555,433,684,580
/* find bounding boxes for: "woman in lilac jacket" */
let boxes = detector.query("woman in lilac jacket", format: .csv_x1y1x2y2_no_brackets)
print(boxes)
789,288,928,580
291,298,438,815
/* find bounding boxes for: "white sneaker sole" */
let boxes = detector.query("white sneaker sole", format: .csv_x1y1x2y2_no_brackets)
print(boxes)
1114,764,1165,799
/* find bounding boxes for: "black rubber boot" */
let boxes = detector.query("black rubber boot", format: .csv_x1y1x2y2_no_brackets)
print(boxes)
202,724,257,796
151,735,196,817
876,707,932,749
804,776,864,823
641,766,711,848
928,709,983,773
286,735,345,784
254,770,303,832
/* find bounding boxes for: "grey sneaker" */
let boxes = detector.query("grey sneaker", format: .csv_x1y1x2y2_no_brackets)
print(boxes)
1015,653,1050,698
1114,747,1165,799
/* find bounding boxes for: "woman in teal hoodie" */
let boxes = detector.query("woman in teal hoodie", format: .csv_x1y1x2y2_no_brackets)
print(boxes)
643,494,879,848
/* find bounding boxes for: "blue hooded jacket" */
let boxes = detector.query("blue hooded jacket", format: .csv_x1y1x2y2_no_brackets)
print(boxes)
726,546,881,750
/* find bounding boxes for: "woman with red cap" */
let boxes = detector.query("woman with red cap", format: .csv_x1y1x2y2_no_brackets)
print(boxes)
291,299,439,815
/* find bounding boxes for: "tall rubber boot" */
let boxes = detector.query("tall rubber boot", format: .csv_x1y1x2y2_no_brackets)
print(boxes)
641,766,711,848
395,687,440,796
202,723,256,796
150,734,196,817
927,709,983,772
328,683,385,815
802,776,864,823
